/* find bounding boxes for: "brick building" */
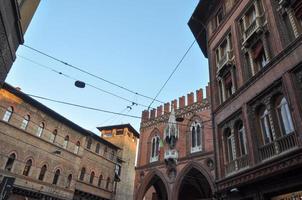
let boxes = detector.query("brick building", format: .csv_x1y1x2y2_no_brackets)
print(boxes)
189,0,302,199
134,86,215,200
98,124,139,200
0,83,121,200
0,0,40,87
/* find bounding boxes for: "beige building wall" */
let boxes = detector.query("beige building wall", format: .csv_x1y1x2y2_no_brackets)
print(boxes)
99,125,139,200
0,84,118,200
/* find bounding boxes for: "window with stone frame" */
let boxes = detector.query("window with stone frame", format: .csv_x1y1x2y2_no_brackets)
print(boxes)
215,33,236,103
22,159,32,176
86,138,92,149
38,165,47,181
190,121,202,153
50,129,57,143
36,122,44,137
90,171,95,184
52,169,60,185
74,141,80,154
5,153,16,171
63,135,69,149
249,84,298,161
2,106,13,122
20,115,30,130
235,121,248,157
258,105,274,145
66,174,72,188
215,7,224,29
79,167,86,181
279,1,302,39
274,95,294,135
224,128,235,163
150,135,160,163
252,41,268,71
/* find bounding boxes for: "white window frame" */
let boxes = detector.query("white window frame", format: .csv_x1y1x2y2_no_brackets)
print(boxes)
150,135,160,163
3,106,13,122
190,122,202,153
20,115,30,130
36,122,44,137
260,109,273,144
277,97,294,135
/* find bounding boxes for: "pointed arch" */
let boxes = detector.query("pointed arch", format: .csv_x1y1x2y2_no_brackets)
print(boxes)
135,169,170,200
172,161,214,200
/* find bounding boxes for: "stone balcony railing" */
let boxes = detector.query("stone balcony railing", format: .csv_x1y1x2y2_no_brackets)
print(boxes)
225,155,249,175
217,50,234,74
259,132,297,161
242,15,265,46
150,155,159,163
164,149,178,160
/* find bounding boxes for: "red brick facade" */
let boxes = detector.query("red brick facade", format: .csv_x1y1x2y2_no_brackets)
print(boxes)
134,86,215,200
189,0,302,199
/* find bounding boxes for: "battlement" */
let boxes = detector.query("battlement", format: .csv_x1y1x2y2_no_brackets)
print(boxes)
141,83,211,122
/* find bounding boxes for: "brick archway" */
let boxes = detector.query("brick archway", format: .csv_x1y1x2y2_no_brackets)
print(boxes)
136,169,170,200
172,162,214,200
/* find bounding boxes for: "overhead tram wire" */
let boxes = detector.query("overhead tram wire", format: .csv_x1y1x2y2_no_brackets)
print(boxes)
18,55,212,122
22,44,165,104
147,38,197,110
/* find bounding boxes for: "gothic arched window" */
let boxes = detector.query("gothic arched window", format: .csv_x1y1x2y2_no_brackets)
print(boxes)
52,169,60,185
22,159,32,176
20,115,30,130
191,121,202,153
38,165,47,181
3,106,13,122
150,135,160,162
275,96,294,135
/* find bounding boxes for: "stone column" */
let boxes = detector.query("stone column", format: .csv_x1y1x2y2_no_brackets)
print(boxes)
221,79,226,102
287,8,300,38
261,35,271,62
231,128,238,170
247,49,255,75
254,0,261,18
230,66,237,94
266,103,279,154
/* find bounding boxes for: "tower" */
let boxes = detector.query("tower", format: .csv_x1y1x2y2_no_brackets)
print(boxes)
98,124,139,200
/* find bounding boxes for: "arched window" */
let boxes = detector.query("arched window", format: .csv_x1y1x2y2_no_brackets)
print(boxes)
36,122,44,137
79,167,85,181
276,97,294,135
95,143,100,154
106,177,110,190
5,153,16,171
74,141,80,154
50,129,57,143
104,146,108,156
89,171,95,184
22,159,32,176
259,107,273,144
52,169,60,185
98,174,103,187
236,121,247,156
3,106,13,122
66,174,72,188
86,138,92,149
63,135,69,149
225,128,235,162
20,115,30,130
38,165,47,181
191,121,202,153
150,135,160,162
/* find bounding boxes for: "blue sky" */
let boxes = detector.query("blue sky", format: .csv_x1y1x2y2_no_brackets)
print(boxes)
6,0,209,132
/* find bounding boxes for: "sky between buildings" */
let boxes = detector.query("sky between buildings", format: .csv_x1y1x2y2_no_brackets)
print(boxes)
6,0,209,133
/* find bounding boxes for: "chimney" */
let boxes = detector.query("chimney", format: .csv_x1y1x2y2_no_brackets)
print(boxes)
179,96,185,108
196,89,203,103
187,92,194,105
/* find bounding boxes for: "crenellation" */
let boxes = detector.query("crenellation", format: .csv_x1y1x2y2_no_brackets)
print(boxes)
141,87,211,122
157,105,163,117
187,92,194,105
179,96,185,108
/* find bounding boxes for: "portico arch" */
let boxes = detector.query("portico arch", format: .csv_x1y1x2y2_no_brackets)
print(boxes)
172,162,214,200
136,169,170,200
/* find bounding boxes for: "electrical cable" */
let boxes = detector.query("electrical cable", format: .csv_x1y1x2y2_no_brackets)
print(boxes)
22,44,165,104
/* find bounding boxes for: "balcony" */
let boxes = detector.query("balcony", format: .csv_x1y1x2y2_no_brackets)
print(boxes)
242,15,266,47
259,132,297,161
225,155,249,175
217,51,234,74
164,149,178,160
